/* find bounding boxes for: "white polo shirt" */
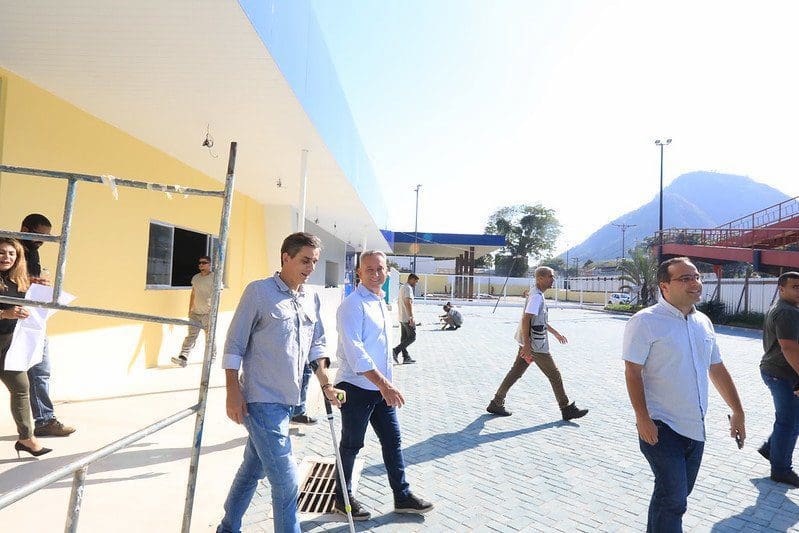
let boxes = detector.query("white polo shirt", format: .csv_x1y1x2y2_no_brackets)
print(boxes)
622,298,722,442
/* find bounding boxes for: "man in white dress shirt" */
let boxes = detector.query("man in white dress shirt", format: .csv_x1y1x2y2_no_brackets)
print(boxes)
333,251,433,521
623,256,746,532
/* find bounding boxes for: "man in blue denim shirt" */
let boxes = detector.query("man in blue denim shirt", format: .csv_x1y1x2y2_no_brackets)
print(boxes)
758,271,799,487
333,250,433,521
623,257,745,533
217,232,345,533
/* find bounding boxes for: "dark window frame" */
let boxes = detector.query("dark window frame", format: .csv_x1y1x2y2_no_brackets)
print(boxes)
145,220,226,290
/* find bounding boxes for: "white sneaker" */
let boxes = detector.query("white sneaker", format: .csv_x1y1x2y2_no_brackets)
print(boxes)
171,356,188,368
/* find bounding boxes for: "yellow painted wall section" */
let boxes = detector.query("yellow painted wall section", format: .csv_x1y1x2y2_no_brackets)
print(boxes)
0,68,268,388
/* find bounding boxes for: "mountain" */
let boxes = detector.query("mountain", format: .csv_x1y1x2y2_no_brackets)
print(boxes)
564,171,791,262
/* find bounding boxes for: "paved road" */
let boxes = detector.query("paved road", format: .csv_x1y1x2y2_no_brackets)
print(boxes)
238,302,799,532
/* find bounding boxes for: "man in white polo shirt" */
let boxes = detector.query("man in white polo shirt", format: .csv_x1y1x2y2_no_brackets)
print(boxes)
623,256,746,532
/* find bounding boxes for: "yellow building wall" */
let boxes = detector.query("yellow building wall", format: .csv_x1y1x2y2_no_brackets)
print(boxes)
0,68,271,397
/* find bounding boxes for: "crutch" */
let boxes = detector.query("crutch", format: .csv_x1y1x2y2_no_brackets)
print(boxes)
322,390,356,533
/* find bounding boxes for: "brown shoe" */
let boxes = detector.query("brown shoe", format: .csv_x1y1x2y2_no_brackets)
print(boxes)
34,419,76,437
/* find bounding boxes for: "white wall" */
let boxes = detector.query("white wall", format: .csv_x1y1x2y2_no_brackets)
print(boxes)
305,220,346,287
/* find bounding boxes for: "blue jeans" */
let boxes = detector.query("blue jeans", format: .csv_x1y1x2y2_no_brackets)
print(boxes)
334,382,410,502
292,364,313,416
761,370,799,475
639,420,704,533
217,403,300,533
28,338,54,426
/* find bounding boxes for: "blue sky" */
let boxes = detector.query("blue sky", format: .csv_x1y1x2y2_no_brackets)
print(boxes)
312,1,799,254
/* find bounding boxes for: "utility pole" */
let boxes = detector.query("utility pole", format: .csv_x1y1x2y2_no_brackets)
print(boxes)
611,222,637,260
655,138,671,264
412,184,422,274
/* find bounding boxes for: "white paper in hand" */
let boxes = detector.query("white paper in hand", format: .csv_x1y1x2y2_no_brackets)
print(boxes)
3,283,76,371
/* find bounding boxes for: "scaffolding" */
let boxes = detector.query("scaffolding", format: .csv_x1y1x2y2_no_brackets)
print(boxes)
0,142,237,532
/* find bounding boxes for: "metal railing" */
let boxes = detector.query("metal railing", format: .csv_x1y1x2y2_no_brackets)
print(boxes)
0,141,237,532
716,195,799,231
659,227,799,250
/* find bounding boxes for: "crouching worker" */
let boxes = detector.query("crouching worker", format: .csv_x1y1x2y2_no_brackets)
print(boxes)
439,302,463,330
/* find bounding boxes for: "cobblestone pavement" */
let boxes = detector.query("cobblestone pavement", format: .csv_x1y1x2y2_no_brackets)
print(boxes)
241,303,799,532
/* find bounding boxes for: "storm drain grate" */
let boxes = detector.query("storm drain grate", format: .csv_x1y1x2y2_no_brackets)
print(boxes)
297,459,337,514
297,456,363,516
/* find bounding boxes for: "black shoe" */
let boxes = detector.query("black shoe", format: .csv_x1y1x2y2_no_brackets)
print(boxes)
392,348,400,364
15,441,52,458
486,399,512,416
402,356,416,364
34,418,76,437
771,470,799,488
758,442,770,462
561,402,588,421
334,496,371,521
395,493,434,514
290,414,317,425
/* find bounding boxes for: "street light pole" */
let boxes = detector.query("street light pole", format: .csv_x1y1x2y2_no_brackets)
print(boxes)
412,184,422,274
611,222,637,260
655,138,671,265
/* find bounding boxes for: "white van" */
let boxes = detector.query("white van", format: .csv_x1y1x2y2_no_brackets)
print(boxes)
608,293,632,305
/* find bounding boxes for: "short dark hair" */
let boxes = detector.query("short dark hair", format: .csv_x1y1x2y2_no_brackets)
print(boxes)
199,255,211,262
657,257,694,284
281,232,321,261
408,273,420,281
21,213,52,230
778,271,799,287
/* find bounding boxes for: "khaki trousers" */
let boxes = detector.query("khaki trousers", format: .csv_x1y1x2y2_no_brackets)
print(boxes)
1,333,34,439
493,347,569,409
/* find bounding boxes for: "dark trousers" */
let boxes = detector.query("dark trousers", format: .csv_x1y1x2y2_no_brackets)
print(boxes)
493,348,569,409
394,322,416,359
334,382,411,502
639,421,704,533
761,370,799,475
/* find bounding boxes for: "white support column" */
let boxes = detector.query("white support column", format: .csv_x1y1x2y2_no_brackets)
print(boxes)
579,279,584,308
298,149,309,232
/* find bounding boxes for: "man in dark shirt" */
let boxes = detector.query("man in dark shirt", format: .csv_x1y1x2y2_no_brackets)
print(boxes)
759,271,799,486
20,213,75,437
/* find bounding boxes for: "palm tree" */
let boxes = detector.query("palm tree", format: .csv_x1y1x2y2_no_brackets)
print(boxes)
618,248,658,306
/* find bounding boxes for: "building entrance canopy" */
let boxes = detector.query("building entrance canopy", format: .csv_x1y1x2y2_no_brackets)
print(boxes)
385,231,505,259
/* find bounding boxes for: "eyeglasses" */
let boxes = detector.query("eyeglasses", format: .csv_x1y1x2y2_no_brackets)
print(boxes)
198,261,210,265
669,274,701,283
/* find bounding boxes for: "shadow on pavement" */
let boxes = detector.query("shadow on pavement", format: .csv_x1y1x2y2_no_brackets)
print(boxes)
362,414,566,477
0,436,246,493
711,478,799,532
302,510,426,531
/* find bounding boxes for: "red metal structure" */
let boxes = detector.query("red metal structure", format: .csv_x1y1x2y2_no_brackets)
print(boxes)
659,196,799,273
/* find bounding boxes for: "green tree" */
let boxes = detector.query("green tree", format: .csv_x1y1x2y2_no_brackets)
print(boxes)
485,204,561,277
540,256,566,273
618,248,658,306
